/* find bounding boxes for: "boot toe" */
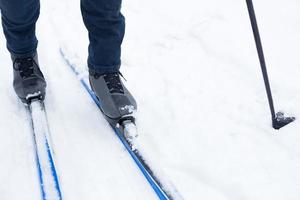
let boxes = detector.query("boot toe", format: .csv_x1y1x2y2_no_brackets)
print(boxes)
14,78,46,101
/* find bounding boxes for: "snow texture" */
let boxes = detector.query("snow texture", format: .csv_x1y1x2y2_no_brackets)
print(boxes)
1,0,300,199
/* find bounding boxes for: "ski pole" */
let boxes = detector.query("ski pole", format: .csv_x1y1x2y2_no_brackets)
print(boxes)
245,0,295,129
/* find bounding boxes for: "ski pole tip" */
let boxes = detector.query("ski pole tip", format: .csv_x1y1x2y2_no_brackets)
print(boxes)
272,112,295,130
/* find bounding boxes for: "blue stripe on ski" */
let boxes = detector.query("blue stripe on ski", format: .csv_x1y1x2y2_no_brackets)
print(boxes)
34,146,46,199
29,103,62,200
113,127,169,200
45,137,63,199
34,137,62,200
60,48,170,200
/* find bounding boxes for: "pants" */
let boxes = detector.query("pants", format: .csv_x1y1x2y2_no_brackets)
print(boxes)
0,0,125,73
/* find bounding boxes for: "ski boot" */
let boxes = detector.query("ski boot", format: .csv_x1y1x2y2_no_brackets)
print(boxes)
12,53,47,104
89,70,137,127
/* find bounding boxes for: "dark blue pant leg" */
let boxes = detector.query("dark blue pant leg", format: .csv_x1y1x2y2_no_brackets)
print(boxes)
0,0,40,57
81,0,125,74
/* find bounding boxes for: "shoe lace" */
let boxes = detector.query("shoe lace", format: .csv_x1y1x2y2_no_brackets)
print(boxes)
103,72,125,94
14,57,35,79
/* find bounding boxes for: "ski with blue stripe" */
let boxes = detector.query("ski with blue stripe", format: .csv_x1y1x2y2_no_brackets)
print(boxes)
59,48,183,200
28,100,62,200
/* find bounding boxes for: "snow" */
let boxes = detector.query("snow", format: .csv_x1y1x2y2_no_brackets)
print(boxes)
26,92,42,100
1,0,300,199
122,121,138,143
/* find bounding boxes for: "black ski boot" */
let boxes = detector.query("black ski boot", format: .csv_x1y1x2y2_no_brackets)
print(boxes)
12,53,46,104
89,71,137,125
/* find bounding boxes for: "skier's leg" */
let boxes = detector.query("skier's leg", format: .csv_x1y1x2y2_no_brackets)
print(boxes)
0,0,40,57
0,0,46,103
80,0,125,74
81,0,136,122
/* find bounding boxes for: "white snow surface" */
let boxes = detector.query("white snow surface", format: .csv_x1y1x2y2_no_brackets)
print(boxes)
1,0,300,199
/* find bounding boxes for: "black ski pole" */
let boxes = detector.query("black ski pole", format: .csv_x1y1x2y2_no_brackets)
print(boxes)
245,0,295,129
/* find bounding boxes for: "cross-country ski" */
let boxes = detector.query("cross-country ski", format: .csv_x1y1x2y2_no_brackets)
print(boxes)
27,100,62,200
60,48,183,200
